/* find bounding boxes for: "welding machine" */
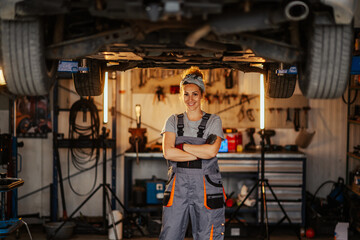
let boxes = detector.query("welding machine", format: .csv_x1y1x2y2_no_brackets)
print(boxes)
146,177,166,205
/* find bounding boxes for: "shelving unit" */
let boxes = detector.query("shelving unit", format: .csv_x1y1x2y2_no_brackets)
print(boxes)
123,151,306,228
346,80,360,185
51,79,118,223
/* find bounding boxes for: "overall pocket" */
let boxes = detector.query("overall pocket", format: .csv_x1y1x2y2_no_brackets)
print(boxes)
203,174,225,209
163,173,176,207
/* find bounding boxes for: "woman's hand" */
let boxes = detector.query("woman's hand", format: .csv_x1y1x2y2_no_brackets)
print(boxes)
183,136,222,159
162,132,198,161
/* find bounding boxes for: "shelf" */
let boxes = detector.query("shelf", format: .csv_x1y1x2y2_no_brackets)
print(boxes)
225,207,257,214
347,152,360,161
57,138,116,148
348,119,360,125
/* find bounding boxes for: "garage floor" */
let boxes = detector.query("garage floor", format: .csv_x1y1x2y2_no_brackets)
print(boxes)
5,224,360,240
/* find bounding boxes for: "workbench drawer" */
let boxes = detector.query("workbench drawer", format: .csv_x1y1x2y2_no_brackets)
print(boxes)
263,173,303,186
258,187,302,201
218,160,257,172
262,160,303,172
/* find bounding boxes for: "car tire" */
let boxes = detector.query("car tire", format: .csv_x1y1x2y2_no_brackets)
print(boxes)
298,23,353,99
265,64,296,98
73,59,104,96
1,19,57,96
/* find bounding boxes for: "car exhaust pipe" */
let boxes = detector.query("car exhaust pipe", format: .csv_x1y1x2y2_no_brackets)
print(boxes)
284,1,309,21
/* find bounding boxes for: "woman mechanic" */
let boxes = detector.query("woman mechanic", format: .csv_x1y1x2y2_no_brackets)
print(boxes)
159,66,226,240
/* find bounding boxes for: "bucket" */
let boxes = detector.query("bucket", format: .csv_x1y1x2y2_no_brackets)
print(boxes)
43,221,76,240
108,210,123,240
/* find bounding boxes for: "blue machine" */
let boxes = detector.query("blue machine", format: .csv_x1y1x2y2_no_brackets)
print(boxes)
146,180,166,205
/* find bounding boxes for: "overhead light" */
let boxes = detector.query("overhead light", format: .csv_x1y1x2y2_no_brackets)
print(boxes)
260,74,265,130
0,69,6,85
103,71,109,123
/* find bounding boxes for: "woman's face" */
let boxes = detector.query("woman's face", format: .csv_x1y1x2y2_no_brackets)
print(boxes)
182,83,202,111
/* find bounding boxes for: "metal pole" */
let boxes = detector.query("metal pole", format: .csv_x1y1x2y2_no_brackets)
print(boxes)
51,81,59,221
111,75,117,209
102,127,107,229
12,99,18,218
260,129,265,225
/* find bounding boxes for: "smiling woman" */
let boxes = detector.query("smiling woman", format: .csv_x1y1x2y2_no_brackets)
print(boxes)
160,66,226,240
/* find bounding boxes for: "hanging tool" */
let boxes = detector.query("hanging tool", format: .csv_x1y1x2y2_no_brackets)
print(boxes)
205,93,212,104
240,94,250,104
225,69,234,89
153,86,166,104
302,106,311,128
246,109,255,122
223,92,231,104
276,108,283,127
206,69,213,87
293,108,301,131
139,69,145,88
231,94,238,102
213,91,221,104
237,105,245,122
286,108,291,122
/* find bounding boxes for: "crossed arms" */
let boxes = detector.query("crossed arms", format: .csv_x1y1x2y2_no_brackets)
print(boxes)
162,131,222,162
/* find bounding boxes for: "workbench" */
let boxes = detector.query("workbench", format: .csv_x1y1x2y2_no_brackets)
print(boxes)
124,151,306,226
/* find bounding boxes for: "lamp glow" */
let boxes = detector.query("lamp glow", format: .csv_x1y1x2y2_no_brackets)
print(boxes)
0,69,6,86
260,74,265,130
103,71,109,123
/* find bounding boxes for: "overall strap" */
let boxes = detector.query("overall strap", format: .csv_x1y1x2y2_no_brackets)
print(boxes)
177,113,184,136
197,113,211,138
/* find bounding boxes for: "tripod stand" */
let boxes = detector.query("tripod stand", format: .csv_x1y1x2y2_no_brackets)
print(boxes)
51,127,144,239
226,129,300,240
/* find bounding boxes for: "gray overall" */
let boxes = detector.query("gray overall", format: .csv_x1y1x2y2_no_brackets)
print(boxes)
159,113,226,240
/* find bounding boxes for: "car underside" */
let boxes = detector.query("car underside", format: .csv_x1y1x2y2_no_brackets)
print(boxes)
0,0,357,98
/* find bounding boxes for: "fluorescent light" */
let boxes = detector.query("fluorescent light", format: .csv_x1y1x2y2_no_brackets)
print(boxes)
103,71,109,123
135,104,141,128
260,74,265,130
0,69,6,85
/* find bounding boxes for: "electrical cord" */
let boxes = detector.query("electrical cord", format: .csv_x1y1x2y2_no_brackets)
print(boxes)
310,180,337,208
68,98,100,196
342,90,358,104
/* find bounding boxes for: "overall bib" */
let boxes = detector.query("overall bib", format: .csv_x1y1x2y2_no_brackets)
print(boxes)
159,113,226,240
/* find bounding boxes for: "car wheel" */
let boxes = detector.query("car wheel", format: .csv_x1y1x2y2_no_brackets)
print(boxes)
265,64,296,98
1,19,57,96
73,59,104,96
298,23,353,99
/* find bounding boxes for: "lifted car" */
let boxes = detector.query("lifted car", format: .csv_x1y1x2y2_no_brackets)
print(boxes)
0,0,356,98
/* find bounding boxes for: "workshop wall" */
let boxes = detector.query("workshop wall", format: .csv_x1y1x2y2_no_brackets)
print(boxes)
304,99,348,197
4,68,348,219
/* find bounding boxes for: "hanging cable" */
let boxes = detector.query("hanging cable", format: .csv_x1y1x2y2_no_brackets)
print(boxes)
68,97,100,196
342,90,358,104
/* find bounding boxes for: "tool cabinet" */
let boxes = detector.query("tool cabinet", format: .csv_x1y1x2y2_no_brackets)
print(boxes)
124,152,306,226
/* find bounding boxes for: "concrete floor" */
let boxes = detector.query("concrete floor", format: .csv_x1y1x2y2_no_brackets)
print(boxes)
5,223,360,240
